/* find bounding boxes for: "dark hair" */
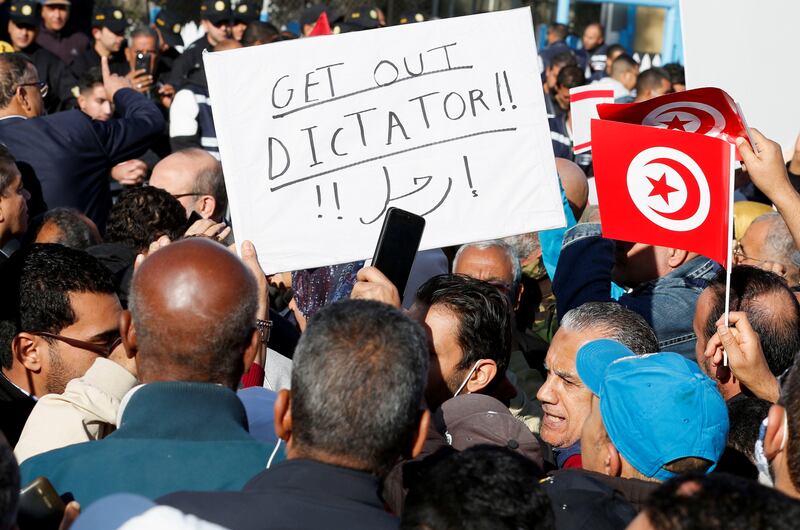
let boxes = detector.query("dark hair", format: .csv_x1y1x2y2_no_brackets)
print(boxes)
401,445,554,530
290,299,429,474
716,397,771,480
550,50,577,70
556,65,585,90
662,63,685,86
242,20,279,46
783,361,800,492
548,23,568,42
611,53,638,75
561,302,659,354
643,472,800,530
704,266,800,376
31,207,101,250
105,187,187,252
77,67,103,95
416,274,513,384
636,66,671,94
606,43,627,58
0,434,18,530
0,53,31,109
0,244,116,368
0,145,18,194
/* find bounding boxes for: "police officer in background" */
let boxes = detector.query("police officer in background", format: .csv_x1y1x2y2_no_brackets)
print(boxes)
165,0,231,89
70,6,129,78
332,6,383,34
231,0,260,42
7,0,76,112
580,22,607,82
35,0,88,64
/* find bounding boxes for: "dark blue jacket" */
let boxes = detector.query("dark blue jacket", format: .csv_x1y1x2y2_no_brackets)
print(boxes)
20,382,279,506
553,223,720,357
0,88,164,231
160,459,399,529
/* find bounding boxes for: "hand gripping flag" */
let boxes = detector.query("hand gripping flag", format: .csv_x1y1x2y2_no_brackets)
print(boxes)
596,88,747,157
591,119,734,265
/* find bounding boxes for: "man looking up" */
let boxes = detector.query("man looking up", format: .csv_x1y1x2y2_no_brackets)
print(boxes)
8,0,76,113
160,299,431,529
20,238,278,504
0,53,164,230
536,302,658,469
35,0,88,64
578,340,728,509
0,244,120,446
149,148,228,221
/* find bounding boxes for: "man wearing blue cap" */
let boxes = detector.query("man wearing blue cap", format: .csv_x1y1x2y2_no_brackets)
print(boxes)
576,339,729,508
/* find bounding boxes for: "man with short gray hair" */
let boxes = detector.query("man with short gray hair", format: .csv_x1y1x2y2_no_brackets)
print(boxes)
737,212,799,285
536,302,658,469
160,299,432,529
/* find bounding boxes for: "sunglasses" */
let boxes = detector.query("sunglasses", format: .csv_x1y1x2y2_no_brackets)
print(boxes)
18,81,48,98
31,331,122,357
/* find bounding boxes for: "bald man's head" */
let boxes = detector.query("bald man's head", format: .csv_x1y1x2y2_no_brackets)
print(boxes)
127,239,258,388
556,158,589,221
150,149,228,221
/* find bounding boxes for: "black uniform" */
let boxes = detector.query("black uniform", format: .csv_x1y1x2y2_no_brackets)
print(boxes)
165,35,212,89
0,88,164,231
23,43,77,113
582,44,608,82
70,46,130,78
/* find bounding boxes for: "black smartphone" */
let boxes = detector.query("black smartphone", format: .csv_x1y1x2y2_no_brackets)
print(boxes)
371,207,426,296
17,476,65,530
135,52,151,75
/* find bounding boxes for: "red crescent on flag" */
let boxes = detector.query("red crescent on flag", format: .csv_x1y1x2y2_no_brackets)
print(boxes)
647,157,701,222
652,106,719,135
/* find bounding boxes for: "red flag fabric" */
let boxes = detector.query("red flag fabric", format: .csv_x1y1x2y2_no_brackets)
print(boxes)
309,12,332,36
591,119,734,265
596,88,747,155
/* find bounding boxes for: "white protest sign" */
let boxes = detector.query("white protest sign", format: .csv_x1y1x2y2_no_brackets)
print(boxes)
680,0,800,157
204,8,565,274
569,85,615,154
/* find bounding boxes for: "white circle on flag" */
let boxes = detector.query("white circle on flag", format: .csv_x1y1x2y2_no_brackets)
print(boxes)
626,147,711,232
643,102,726,137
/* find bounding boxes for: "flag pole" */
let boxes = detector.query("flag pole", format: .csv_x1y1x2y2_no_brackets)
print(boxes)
723,142,736,366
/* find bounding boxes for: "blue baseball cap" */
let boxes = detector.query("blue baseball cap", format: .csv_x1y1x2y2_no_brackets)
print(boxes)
576,340,729,481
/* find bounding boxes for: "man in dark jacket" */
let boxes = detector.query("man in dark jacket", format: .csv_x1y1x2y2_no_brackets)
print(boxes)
34,0,87,64
160,299,432,529
0,53,163,230
20,238,280,505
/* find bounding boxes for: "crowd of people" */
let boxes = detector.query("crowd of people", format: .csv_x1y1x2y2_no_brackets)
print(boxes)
0,2,799,529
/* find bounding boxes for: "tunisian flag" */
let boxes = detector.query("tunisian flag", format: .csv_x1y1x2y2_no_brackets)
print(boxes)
596,88,747,153
592,119,734,265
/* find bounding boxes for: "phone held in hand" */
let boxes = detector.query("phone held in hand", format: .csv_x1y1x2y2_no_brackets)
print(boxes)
135,52,151,75
17,476,65,530
371,207,426,296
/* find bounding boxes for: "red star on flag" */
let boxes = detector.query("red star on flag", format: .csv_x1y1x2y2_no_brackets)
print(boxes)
660,115,691,131
647,173,679,204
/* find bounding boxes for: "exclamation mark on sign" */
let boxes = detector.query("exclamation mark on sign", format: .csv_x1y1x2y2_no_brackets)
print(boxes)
316,185,323,218
464,155,477,197
496,71,517,111
333,182,342,220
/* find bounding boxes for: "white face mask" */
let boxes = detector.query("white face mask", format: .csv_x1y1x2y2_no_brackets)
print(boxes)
453,361,481,398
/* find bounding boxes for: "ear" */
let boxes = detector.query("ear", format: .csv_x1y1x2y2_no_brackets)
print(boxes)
91,27,101,40
667,248,689,269
273,389,293,444
765,404,787,461
409,409,431,459
606,442,622,477
465,360,498,394
119,310,138,361
12,332,44,372
16,85,33,114
242,327,260,373
196,195,216,220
